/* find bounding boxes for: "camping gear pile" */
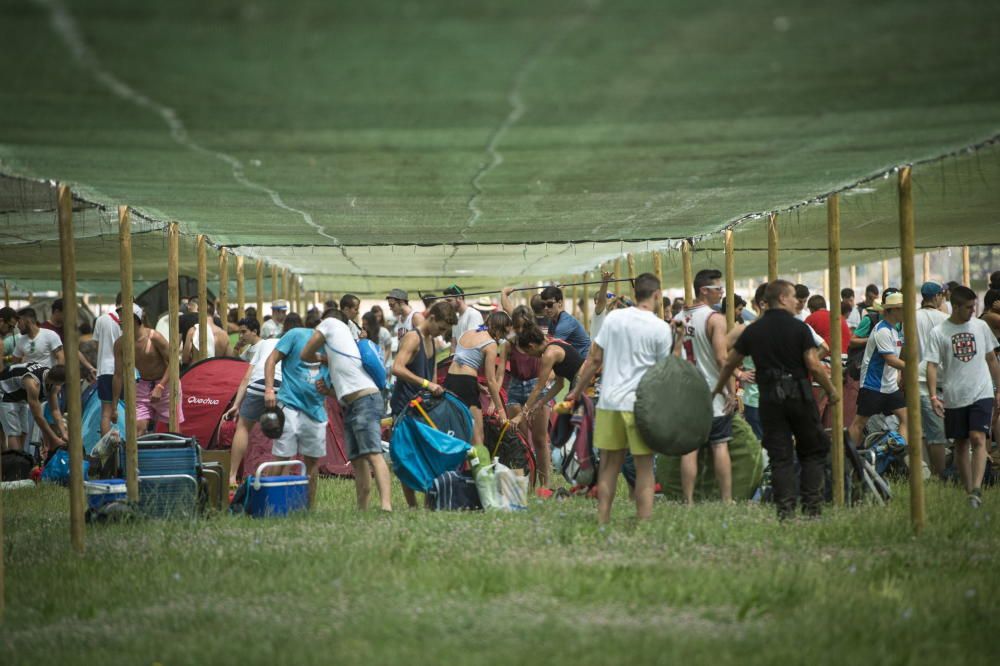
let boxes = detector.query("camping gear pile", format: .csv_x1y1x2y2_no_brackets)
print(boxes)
549,394,599,491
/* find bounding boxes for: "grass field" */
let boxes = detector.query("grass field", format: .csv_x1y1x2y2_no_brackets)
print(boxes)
2,479,997,665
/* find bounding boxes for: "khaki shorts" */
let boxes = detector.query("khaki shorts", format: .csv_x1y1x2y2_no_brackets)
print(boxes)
594,408,652,455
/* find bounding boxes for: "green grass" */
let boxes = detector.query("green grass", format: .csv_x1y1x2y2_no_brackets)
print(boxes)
2,479,997,665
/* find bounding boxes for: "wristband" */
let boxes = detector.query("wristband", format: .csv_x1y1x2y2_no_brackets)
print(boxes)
421,379,430,388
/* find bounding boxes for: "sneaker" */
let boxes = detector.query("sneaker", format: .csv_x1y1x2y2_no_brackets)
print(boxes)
968,489,983,509
535,487,554,499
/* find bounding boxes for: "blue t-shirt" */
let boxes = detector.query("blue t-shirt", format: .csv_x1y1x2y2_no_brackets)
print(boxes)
275,328,330,423
551,311,591,358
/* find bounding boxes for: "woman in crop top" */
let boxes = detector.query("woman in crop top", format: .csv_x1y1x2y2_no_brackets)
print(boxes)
443,311,512,445
509,322,583,432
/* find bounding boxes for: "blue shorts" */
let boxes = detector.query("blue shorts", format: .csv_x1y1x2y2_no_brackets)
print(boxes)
507,377,537,406
343,393,383,461
97,374,116,403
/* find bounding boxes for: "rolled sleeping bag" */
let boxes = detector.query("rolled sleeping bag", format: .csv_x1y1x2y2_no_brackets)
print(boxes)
633,355,713,456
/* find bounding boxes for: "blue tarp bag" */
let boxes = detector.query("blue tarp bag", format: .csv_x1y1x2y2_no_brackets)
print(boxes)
390,416,471,492
357,339,387,390
41,448,89,485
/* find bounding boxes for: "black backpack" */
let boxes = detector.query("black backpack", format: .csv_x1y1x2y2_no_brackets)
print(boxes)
2,449,35,481
846,312,880,380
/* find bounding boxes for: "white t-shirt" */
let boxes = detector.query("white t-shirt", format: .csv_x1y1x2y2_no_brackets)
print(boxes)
260,318,282,339
240,340,260,362
860,320,903,394
915,307,947,396
348,319,361,342
590,310,608,338
925,318,999,408
847,307,862,330
593,308,672,412
248,338,282,386
14,328,63,368
93,312,122,376
317,318,376,402
453,307,484,345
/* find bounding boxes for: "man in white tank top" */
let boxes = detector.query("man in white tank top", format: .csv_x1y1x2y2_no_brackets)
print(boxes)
386,288,424,342
672,269,735,504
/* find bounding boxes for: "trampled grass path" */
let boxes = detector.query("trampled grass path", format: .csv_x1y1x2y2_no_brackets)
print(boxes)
2,480,997,665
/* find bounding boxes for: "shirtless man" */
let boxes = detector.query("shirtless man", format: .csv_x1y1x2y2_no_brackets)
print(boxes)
112,304,183,433
181,300,230,364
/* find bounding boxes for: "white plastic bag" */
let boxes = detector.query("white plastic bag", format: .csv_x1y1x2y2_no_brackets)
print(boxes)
475,463,504,510
494,460,528,511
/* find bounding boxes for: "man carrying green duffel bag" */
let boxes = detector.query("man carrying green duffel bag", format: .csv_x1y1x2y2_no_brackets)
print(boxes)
567,273,673,524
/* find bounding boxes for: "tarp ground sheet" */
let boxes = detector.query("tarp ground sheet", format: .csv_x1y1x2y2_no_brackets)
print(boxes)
2,0,999,294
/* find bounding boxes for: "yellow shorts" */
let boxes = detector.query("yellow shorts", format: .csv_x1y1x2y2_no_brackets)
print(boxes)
594,409,652,456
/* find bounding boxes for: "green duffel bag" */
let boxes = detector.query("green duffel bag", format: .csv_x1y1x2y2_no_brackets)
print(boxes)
655,414,764,501
633,355,712,456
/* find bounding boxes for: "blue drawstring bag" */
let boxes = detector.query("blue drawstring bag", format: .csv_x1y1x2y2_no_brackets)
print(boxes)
41,448,89,485
390,417,470,492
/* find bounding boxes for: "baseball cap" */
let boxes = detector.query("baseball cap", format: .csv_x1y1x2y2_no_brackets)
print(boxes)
117,303,144,320
882,292,904,309
920,281,944,298
386,288,408,301
272,299,289,311
442,285,465,297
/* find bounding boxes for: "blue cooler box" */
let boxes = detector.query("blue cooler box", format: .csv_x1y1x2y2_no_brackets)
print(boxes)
85,479,128,509
246,461,309,517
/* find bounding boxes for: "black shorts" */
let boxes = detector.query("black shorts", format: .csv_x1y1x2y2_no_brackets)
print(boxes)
856,388,905,417
944,398,994,440
444,374,480,409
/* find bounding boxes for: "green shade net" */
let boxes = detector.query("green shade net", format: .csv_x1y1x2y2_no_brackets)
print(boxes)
1,0,999,294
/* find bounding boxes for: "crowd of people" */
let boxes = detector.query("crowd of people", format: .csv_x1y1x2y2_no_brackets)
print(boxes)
1,266,998,520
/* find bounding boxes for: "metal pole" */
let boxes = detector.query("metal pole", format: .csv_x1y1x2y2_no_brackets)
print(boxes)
962,246,971,285
58,185,85,553
236,255,245,321
119,206,138,502
724,230,735,330
197,235,208,361
682,241,694,307
767,212,779,282
167,223,180,432
653,252,664,319
899,166,926,534
827,195,844,506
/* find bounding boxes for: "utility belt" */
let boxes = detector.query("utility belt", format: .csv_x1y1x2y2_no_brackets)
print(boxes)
758,369,812,403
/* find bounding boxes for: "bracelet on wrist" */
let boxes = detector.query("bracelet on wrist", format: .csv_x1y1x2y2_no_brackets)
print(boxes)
421,379,430,388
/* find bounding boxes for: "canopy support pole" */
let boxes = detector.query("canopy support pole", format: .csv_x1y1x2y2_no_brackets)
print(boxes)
236,255,245,320
653,252,664,319
271,266,279,306
899,166,926,534
119,206,138,502
218,249,229,326
881,260,889,290
626,253,636,282
962,246,970,285
580,272,590,330
256,260,264,321
58,185,85,553
923,252,931,282
827,195,844,506
3,281,8,307
197,235,208,362
282,269,289,304
767,212,779,282
724,230,735,330
850,265,857,292
682,241,694,307
167,223,180,432
570,284,578,317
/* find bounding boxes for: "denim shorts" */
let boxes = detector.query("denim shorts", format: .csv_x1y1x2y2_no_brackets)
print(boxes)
344,392,384,461
507,377,538,406
919,394,947,444
240,390,267,421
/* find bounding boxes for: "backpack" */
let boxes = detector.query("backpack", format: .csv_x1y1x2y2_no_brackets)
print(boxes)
550,394,598,487
326,339,386,390
2,449,35,481
846,312,880,380
427,470,482,511
483,416,536,484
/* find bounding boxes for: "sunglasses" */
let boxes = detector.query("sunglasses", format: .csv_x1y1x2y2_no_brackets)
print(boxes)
703,285,724,291
541,300,558,308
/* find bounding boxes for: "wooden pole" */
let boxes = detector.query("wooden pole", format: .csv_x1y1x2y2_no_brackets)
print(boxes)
2,280,8,307
282,269,290,303
653,252,664,319
962,246,970,285
724,230,735,330
197,235,208,361
612,258,621,283
167,223,180,432
218,249,229,328
767,212,779,282
682,241,694,307
119,206,138,502
271,265,279,305
827,195,845,506
626,253,637,281
823,268,830,300
256,259,264,321
923,252,931,283
235,255,245,320
58,185,85,553
881,259,890,290
580,272,590,331
850,265,857,292
898,166,925,534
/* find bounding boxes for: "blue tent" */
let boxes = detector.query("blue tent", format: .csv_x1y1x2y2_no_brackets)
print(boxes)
80,384,126,454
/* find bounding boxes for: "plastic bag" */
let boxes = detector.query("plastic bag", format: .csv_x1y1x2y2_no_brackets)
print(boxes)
475,463,503,510
496,462,528,510
41,448,89,486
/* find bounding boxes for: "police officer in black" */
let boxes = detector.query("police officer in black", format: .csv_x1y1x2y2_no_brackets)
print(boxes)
712,280,839,519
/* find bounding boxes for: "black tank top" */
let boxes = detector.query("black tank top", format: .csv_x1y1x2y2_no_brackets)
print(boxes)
390,330,436,415
548,340,583,381
0,363,47,403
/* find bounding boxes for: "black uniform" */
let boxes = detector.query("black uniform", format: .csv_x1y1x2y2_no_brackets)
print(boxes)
734,309,830,518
